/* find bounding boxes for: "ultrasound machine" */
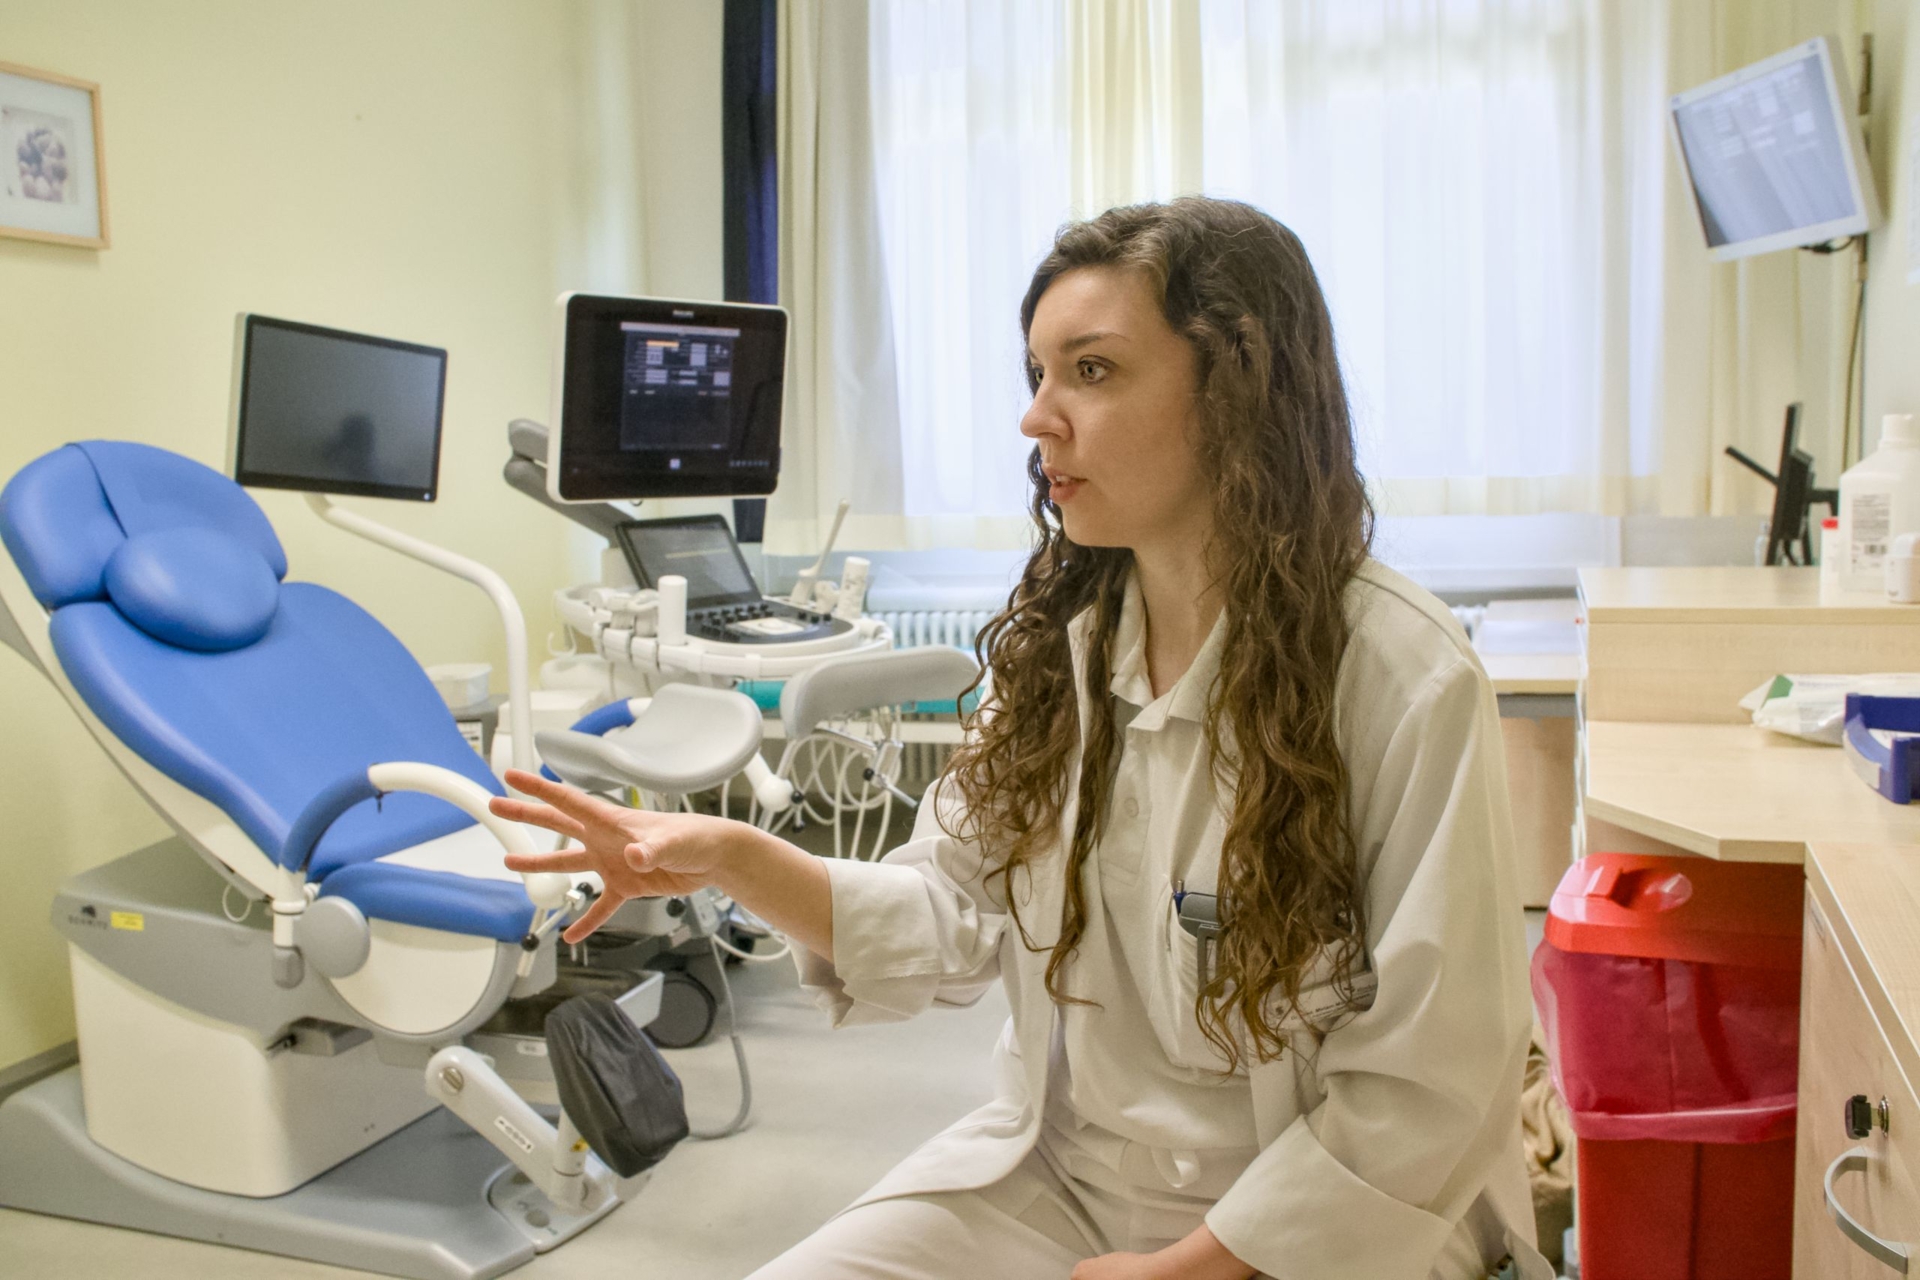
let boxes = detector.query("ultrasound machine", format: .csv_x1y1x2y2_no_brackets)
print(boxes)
505,293,896,686
505,293,981,857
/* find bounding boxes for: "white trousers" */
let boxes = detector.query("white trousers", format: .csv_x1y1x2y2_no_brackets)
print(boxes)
747,1121,1490,1280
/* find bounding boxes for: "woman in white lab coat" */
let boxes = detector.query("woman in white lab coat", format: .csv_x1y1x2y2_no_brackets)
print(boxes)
496,197,1553,1280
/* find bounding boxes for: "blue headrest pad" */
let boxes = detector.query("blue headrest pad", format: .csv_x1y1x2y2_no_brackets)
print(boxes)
0,442,287,609
103,529,280,652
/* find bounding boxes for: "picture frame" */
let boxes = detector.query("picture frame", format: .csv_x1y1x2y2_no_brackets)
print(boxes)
0,60,108,249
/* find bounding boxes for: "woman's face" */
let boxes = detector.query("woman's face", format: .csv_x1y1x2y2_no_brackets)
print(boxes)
1020,266,1210,555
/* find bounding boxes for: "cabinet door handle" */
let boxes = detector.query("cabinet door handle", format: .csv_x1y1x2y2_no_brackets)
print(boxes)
1827,1146,1914,1273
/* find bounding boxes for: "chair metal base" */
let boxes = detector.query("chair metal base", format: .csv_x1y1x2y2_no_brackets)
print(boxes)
0,1067,634,1280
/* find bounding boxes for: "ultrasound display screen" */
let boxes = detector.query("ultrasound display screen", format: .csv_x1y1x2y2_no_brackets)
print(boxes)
552,294,786,502
620,322,739,452
232,315,447,501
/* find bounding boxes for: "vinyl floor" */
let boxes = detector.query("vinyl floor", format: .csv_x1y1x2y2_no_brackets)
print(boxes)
0,956,1013,1280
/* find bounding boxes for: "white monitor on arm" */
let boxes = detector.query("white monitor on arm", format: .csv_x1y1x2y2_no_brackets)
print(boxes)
547,293,788,504
1669,35,1881,261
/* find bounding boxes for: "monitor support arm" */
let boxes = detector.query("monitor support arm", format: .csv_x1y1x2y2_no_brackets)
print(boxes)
305,492,534,778
1724,445,1777,486
504,419,634,543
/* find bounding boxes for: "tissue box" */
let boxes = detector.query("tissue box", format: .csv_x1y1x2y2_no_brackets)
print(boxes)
426,663,491,711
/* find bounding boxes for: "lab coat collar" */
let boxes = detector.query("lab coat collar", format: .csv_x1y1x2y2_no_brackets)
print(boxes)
1095,568,1226,730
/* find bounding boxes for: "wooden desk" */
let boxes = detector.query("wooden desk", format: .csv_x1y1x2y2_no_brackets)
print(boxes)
1482,652,1581,698
1580,567,1920,723
1483,598,1586,624
1583,721,1920,863
1561,568,1920,1271
1580,566,1897,617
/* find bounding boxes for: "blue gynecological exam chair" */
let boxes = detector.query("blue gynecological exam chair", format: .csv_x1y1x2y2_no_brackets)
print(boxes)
0,441,698,1279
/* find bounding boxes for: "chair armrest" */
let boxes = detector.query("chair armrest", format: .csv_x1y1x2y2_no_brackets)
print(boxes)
282,771,382,873
368,762,568,909
281,761,567,910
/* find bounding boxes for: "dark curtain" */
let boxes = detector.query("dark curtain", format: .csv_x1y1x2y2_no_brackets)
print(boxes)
725,0,779,543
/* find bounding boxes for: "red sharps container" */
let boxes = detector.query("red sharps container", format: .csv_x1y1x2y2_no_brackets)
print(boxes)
1532,853,1803,1280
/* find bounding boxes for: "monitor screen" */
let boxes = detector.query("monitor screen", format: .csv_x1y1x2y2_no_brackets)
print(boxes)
614,516,761,609
550,293,786,502
231,315,447,501
1669,37,1878,261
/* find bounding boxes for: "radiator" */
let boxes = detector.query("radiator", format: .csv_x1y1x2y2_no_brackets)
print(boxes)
869,609,995,791
871,609,998,653
877,606,1481,652
874,604,1484,792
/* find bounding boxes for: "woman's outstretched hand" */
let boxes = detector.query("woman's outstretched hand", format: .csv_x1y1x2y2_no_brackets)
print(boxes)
1070,1227,1255,1280
491,767,738,944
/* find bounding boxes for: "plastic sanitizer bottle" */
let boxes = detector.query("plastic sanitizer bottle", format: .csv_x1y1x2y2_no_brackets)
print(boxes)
1839,414,1920,593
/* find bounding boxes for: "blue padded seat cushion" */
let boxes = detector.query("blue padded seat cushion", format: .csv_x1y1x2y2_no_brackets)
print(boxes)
569,700,637,736
0,442,287,609
318,862,534,943
104,528,280,652
51,581,503,875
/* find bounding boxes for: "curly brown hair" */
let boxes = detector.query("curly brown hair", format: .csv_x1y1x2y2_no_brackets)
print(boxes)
943,196,1374,1068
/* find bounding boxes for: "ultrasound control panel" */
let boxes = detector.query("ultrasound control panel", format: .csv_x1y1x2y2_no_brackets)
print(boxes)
687,599,852,645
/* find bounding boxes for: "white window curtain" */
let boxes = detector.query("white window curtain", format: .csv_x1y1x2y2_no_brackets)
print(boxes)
771,0,1072,554
870,0,1074,547
768,0,908,554
1193,0,1866,520
770,0,1867,553
1195,0,1667,517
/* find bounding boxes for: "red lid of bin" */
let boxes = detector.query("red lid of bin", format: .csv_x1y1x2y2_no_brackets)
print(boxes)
1544,853,1803,969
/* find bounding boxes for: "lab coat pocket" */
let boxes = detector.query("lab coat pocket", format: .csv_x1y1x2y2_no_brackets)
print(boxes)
1155,900,1378,1068
1155,900,1239,1073
1264,942,1377,1039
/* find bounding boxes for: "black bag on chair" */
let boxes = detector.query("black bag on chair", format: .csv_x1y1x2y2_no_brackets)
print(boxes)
545,992,690,1177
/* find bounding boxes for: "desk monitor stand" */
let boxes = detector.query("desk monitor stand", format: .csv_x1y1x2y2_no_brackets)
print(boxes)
1723,402,1839,566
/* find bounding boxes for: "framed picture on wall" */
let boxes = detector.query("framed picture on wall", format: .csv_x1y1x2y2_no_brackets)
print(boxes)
0,61,108,249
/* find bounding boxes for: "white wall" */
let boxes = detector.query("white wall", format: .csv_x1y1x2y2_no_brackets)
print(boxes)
0,0,725,1071
556,0,731,585
1865,0,1920,442
639,1,727,301
563,0,725,300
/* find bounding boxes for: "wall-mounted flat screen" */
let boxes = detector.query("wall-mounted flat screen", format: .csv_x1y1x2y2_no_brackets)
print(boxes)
1669,35,1881,261
549,293,787,503
229,314,447,501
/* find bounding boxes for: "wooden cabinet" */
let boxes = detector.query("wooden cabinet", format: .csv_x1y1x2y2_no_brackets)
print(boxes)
1795,888,1920,1277
1478,633,1581,908
1500,711,1576,907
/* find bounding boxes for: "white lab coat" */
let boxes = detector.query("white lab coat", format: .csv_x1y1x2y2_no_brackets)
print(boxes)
796,560,1553,1280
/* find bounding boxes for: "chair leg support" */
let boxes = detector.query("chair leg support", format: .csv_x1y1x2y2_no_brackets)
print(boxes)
424,1045,610,1213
